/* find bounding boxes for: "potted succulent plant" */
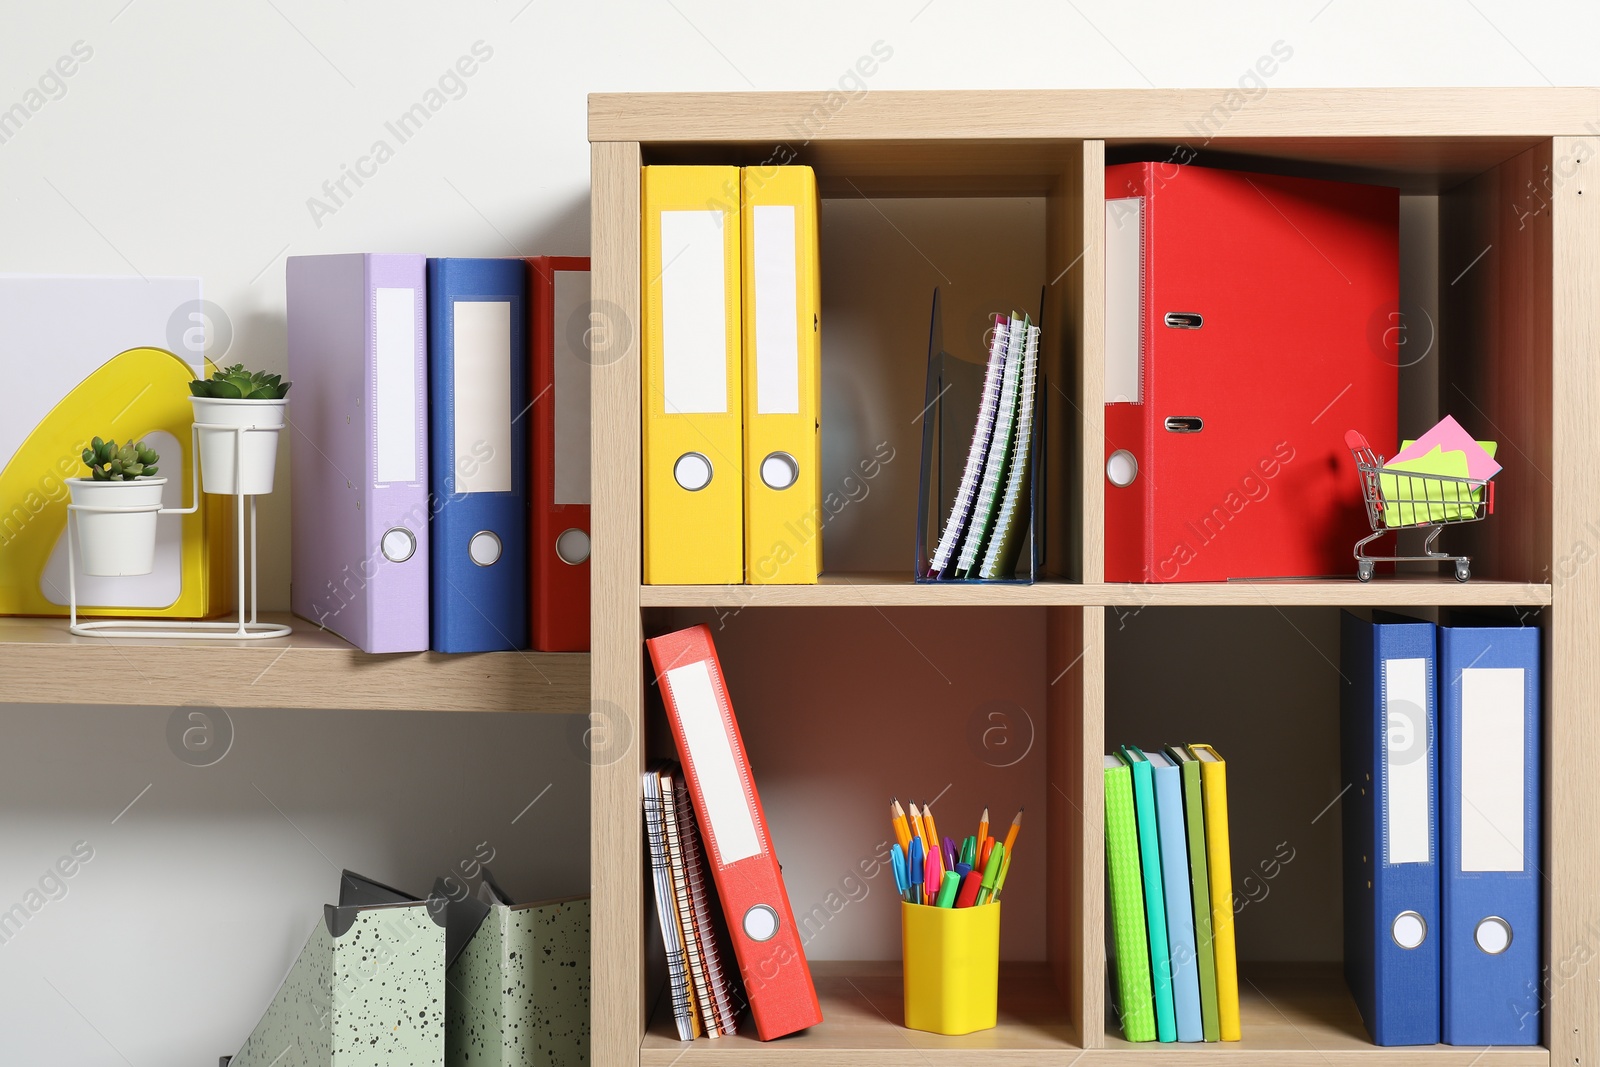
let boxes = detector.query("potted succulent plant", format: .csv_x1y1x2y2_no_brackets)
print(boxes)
189,364,292,495
65,437,165,576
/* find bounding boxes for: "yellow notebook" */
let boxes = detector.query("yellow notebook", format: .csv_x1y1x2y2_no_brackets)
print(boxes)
740,166,821,584
642,166,743,585
1191,743,1240,1040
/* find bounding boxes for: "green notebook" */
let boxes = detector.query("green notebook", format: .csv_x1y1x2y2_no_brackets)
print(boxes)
1167,745,1220,1042
1105,754,1156,1041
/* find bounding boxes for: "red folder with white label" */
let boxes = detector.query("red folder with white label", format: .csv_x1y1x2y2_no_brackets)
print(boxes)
1103,162,1399,582
526,256,591,651
646,624,823,1041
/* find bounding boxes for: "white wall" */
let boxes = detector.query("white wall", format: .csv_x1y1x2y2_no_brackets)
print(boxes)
2,0,1597,1061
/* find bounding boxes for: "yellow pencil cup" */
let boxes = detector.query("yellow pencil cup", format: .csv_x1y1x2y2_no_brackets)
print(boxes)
901,900,1001,1035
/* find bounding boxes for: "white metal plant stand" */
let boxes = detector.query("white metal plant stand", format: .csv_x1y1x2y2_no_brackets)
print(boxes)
66,421,291,640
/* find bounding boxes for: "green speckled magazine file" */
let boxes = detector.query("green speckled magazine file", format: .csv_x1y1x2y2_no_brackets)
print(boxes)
446,870,590,1067
228,871,447,1067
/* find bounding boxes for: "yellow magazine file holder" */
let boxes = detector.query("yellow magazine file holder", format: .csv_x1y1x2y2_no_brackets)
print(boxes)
902,900,1001,1036
0,347,228,617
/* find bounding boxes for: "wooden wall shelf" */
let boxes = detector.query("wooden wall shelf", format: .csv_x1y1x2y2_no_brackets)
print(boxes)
0,615,587,713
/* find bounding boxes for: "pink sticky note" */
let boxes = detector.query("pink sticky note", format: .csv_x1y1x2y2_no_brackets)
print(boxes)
1387,416,1501,481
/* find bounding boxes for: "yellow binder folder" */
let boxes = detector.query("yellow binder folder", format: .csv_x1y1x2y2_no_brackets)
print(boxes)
1191,743,1241,1040
642,166,743,585
741,166,821,585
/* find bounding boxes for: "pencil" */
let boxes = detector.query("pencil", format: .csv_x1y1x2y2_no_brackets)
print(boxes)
891,798,912,853
978,806,989,848
908,802,927,849
1002,807,1023,860
922,804,940,850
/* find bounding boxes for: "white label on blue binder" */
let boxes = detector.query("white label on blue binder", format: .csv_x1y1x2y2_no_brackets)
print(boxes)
452,300,512,494
660,210,728,415
374,287,418,485
753,204,800,415
553,270,591,505
1462,667,1526,872
1104,197,1144,404
1384,657,1430,865
664,660,761,865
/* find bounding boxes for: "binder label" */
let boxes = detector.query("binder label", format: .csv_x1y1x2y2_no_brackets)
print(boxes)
663,660,761,865
1461,667,1527,872
1105,196,1144,404
451,299,512,494
659,209,730,415
552,269,591,505
1383,656,1431,865
374,287,419,485
752,204,800,415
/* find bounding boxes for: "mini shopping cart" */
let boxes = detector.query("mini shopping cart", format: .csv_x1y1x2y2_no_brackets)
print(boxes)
1345,429,1495,583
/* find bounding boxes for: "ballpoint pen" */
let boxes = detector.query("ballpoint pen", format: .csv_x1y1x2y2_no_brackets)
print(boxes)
891,842,909,903
977,841,1005,905
991,848,1013,902
910,836,926,905
943,835,957,872
979,835,995,871
960,836,976,868
925,836,941,898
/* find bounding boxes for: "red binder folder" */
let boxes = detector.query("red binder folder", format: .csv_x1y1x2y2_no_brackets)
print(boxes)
1103,162,1398,582
646,624,823,1041
527,256,591,650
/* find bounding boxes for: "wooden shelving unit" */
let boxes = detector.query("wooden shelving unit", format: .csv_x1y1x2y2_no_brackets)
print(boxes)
0,614,587,712
591,88,1597,1067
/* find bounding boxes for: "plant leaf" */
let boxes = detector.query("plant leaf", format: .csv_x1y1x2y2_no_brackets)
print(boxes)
209,379,244,399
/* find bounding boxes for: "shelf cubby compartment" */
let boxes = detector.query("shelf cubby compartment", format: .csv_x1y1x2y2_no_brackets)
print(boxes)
1098,604,1548,1062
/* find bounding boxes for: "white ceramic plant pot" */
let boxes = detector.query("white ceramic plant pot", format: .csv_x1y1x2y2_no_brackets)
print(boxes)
65,477,167,576
190,397,287,496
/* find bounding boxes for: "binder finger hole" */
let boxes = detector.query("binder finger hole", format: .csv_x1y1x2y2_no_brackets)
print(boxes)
381,527,416,563
743,904,779,941
760,451,799,491
468,531,503,567
673,452,713,492
1391,910,1427,949
556,527,590,565
1106,449,1138,488
1475,916,1512,954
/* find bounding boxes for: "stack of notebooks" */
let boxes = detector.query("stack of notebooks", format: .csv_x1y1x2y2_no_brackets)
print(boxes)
925,312,1041,581
286,254,592,654
1341,611,1541,1046
644,762,745,1039
1104,744,1238,1043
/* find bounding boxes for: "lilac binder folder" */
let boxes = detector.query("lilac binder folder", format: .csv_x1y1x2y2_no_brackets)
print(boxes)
287,254,430,653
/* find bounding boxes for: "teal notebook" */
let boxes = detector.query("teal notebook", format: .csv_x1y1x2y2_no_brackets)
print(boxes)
1121,746,1176,1042
1105,755,1156,1041
1167,745,1220,1041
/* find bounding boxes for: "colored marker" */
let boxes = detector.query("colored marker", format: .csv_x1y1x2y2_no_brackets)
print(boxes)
934,870,961,908
954,868,983,908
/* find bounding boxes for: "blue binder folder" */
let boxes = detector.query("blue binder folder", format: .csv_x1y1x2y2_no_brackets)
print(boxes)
426,258,529,652
1339,611,1440,1046
1121,746,1176,1042
1148,749,1204,1041
1439,621,1541,1045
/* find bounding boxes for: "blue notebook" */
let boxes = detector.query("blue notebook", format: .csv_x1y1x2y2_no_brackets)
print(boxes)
1147,749,1204,1041
1439,621,1541,1045
1339,611,1440,1046
1121,746,1176,1042
426,258,529,652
